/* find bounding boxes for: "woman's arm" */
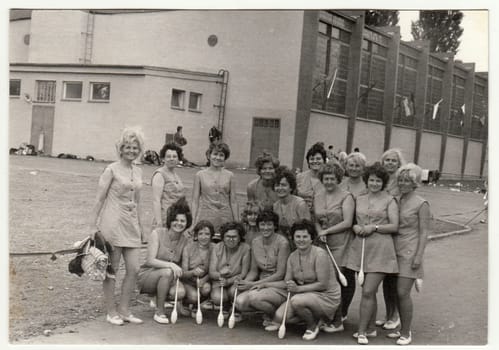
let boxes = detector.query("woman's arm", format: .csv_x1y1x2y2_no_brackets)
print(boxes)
295,251,329,293
136,167,144,239
413,202,431,269
208,245,222,281
229,172,239,221
226,246,251,285
260,256,292,290
361,198,399,236
90,167,114,229
297,198,312,221
247,180,256,202
318,194,355,237
151,172,165,227
145,230,182,276
191,172,201,225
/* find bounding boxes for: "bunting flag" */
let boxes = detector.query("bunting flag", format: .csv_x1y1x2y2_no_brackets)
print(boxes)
459,119,464,127
432,99,443,120
479,116,486,125
402,97,412,117
461,104,465,114
327,68,338,99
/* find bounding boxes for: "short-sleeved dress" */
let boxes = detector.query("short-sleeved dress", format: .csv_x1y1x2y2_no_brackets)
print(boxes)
288,246,341,318
394,194,429,279
247,178,278,209
296,170,324,211
344,193,399,274
273,195,311,248
339,177,367,198
137,228,190,289
152,167,185,227
194,168,235,232
211,241,250,288
313,189,354,266
182,241,214,285
98,162,143,248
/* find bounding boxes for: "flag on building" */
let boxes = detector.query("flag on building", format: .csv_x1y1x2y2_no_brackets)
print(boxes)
432,99,443,120
479,116,486,125
402,97,411,116
461,104,465,114
327,68,338,99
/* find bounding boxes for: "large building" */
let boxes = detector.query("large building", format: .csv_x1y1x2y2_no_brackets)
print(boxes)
9,10,488,178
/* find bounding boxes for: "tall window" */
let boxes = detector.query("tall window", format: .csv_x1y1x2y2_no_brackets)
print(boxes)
171,89,185,109
188,92,202,112
394,51,418,127
449,74,466,137
10,79,21,97
471,80,487,140
35,80,56,103
62,81,83,100
423,64,445,132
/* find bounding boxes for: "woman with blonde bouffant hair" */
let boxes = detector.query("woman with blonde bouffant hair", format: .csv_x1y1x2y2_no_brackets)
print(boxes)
91,126,145,326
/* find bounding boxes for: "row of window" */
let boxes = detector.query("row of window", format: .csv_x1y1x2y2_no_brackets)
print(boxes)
9,79,110,102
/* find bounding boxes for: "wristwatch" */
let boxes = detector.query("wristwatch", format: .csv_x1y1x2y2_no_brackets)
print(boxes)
375,225,379,232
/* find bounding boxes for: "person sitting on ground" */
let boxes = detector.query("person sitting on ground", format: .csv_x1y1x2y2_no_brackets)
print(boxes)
260,220,341,341
137,198,192,324
247,151,280,209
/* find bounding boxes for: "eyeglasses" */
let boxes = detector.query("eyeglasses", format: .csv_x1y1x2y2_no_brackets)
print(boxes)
224,236,239,241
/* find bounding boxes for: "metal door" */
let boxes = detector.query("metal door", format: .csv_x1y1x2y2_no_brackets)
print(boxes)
30,105,55,155
249,118,280,168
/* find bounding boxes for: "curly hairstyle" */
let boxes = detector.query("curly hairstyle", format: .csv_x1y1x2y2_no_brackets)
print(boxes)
206,141,231,160
192,220,215,241
219,221,246,242
346,152,367,169
380,148,406,169
273,166,297,192
241,201,263,225
305,142,327,167
254,151,280,176
165,197,193,230
397,163,423,188
256,209,279,230
318,162,345,183
115,126,145,159
362,162,390,190
159,142,183,161
290,219,318,241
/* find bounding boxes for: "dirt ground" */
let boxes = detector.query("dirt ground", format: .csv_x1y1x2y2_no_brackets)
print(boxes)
7,156,477,342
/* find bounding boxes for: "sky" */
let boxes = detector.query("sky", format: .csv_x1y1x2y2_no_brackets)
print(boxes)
398,10,489,72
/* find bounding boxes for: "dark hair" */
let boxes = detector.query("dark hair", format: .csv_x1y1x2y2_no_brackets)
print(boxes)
274,166,297,192
256,209,279,229
241,201,263,225
192,220,215,241
177,126,183,132
306,142,327,167
318,162,345,183
165,197,193,230
219,221,246,242
207,141,230,160
159,142,183,160
290,219,317,241
254,151,280,176
362,162,390,190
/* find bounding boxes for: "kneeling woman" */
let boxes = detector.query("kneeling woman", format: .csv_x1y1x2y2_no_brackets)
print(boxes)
181,220,215,312
235,210,290,321
209,222,251,311
137,198,192,324
259,220,341,341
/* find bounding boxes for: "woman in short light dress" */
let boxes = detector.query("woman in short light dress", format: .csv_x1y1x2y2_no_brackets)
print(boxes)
247,151,280,209
343,162,399,345
91,127,145,326
296,143,327,212
390,164,431,345
192,142,239,241
340,152,368,197
151,143,185,231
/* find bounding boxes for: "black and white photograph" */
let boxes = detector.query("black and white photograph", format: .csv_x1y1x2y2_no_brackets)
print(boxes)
4,1,495,348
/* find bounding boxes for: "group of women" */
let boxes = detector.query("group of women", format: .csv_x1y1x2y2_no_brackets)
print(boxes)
92,127,430,345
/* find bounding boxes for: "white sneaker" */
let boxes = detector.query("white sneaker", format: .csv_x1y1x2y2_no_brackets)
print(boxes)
153,313,169,324
396,331,412,345
353,330,377,338
320,323,344,333
302,325,320,340
264,322,280,331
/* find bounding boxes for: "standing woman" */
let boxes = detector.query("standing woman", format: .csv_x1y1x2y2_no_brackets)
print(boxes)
391,164,431,345
313,163,355,332
261,220,341,341
296,143,327,211
377,148,407,330
91,127,145,325
343,162,399,345
247,151,280,209
272,166,311,249
209,222,251,312
192,142,239,241
137,198,192,324
340,152,368,197
152,143,185,230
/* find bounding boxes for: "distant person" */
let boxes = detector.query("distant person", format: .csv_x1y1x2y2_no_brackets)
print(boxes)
208,125,222,144
173,126,187,164
326,145,335,162
354,147,360,153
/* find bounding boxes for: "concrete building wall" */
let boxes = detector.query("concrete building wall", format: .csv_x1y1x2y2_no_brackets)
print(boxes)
9,19,31,62
443,136,463,175
464,140,483,176
391,126,416,163
353,120,385,163
419,132,441,170
9,72,33,148
28,10,88,63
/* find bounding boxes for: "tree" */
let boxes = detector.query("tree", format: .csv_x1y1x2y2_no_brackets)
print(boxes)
411,10,464,54
364,10,399,26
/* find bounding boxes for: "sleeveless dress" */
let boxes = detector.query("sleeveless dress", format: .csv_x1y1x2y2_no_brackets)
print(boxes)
194,168,235,232
98,162,142,248
313,188,354,266
137,228,190,289
247,178,278,209
211,242,250,288
151,167,185,227
344,193,399,274
181,241,214,285
339,177,367,198
296,170,325,212
395,194,429,279
251,234,290,279
273,195,311,248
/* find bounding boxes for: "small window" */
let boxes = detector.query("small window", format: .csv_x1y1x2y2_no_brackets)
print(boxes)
35,80,56,103
171,89,185,109
89,82,110,102
10,79,21,97
62,81,83,100
188,92,202,112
